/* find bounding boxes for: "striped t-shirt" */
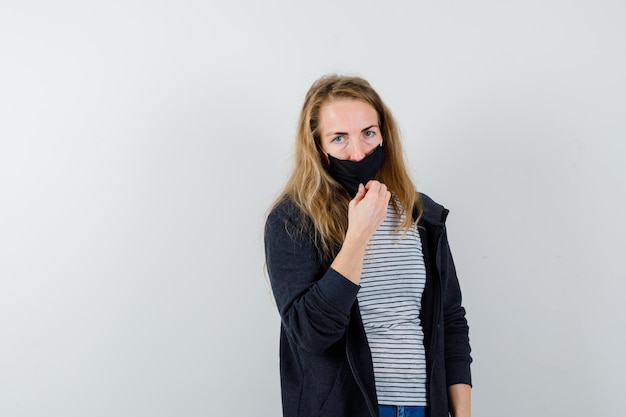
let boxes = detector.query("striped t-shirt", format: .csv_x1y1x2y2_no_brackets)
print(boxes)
357,202,428,406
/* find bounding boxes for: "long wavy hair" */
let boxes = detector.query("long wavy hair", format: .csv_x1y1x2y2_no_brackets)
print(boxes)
273,74,421,261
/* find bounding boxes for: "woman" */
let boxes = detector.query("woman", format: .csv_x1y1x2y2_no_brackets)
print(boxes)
264,75,472,417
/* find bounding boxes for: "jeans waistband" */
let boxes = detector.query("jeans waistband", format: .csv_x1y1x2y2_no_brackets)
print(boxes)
378,405,426,417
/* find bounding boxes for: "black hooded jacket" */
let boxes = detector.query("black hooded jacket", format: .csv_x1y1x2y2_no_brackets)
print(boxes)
264,193,472,417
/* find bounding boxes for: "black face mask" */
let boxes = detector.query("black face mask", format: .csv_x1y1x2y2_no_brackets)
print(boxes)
327,145,385,197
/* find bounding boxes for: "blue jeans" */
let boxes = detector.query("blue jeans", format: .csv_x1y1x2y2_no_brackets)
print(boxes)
378,405,426,417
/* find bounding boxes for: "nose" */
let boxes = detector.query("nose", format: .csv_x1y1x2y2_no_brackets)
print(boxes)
347,140,366,162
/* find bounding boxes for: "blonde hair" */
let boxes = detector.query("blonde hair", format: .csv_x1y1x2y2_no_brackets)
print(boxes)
273,74,421,261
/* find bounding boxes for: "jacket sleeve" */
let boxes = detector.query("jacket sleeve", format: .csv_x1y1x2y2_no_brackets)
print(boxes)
439,227,473,387
264,201,360,355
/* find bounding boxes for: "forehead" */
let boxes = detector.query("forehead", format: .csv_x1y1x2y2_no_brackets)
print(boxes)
318,99,378,131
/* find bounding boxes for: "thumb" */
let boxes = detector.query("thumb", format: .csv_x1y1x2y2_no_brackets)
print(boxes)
352,183,366,202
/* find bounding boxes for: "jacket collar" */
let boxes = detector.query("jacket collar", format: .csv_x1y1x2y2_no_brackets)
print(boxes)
414,192,449,227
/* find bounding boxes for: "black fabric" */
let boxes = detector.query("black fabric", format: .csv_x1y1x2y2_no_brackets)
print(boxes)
327,145,384,196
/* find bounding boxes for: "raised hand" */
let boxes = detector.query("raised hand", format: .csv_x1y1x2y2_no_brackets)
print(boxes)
330,180,391,285
347,181,391,242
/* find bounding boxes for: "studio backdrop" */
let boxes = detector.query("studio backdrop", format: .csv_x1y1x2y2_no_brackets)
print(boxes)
1,1,625,416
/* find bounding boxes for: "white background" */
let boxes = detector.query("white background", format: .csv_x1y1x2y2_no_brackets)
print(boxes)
1,1,625,416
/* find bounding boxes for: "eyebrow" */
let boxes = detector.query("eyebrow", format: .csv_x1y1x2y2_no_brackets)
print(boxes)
324,125,379,138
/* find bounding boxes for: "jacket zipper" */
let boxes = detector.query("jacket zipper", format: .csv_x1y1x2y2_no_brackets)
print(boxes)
427,227,443,388
345,333,377,417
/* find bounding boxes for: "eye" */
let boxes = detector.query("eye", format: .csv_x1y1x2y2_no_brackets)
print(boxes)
364,130,375,138
331,135,345,144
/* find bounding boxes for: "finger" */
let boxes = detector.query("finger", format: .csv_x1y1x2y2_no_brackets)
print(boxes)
352,183,366,202
367,182,387,200
365,180,380,191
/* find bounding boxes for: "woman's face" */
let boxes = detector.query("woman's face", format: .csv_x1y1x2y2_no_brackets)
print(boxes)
318,99,381,162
